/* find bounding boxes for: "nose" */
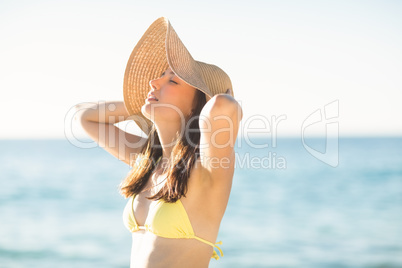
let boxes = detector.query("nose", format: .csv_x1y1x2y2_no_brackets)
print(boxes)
149,78,159,90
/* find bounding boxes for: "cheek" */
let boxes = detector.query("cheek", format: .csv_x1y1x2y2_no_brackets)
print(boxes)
161,87,179,102
142,86,197,122
163,89,193,112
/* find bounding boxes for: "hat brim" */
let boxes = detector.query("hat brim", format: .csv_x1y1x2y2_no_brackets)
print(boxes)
123,17,233,135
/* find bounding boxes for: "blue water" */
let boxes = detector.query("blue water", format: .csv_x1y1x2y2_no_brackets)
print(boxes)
0,137,401,268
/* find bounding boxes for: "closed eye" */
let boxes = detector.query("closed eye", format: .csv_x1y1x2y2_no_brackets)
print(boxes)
170,80,178,84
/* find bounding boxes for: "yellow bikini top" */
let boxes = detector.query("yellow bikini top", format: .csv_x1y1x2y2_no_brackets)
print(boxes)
122,194,223,260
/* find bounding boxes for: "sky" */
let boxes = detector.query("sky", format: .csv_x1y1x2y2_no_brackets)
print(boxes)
1,0,401,139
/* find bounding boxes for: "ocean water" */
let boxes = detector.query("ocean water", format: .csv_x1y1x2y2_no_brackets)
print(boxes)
0,137,401,268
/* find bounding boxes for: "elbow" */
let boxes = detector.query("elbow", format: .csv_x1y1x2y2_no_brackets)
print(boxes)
202,94,242,120
73,102,97,122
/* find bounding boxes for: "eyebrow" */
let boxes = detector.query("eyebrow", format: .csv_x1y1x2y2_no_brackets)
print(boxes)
163,70,175,75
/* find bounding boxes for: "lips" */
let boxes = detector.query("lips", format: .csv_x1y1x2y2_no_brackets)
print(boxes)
146,93,158,101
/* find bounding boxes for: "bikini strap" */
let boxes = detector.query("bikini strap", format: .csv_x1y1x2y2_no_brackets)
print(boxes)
211,241,223,260
193,236,224,260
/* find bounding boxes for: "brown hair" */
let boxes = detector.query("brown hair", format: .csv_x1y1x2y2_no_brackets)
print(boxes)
120,89,207,202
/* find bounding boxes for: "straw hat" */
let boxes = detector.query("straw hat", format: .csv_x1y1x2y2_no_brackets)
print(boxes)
123,17,234,135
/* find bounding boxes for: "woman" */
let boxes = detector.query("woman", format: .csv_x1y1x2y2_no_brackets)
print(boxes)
76,17,242,268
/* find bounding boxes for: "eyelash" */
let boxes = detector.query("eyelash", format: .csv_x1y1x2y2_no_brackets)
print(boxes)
159,72,177,84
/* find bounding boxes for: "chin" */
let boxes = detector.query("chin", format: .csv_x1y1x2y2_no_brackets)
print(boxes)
141,104,152,121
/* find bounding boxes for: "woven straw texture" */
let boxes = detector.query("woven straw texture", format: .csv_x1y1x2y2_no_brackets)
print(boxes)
123,17,233,135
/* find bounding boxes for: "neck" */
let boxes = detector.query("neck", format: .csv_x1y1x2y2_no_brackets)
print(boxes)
154,121,183,160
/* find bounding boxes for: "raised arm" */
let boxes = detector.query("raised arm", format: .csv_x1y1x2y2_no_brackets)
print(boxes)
199,93,243,181
74,101,146,166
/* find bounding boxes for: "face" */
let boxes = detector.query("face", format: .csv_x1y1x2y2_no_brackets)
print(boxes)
141,67,198,125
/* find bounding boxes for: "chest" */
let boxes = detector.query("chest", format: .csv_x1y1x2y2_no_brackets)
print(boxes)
132,193,158,226
132,162,209,226
133,174,166,225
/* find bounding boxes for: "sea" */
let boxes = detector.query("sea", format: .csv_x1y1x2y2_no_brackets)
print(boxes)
0,137,401,268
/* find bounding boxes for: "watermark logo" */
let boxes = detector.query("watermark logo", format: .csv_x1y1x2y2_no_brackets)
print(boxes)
301,100,339,167
65,99,339,169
